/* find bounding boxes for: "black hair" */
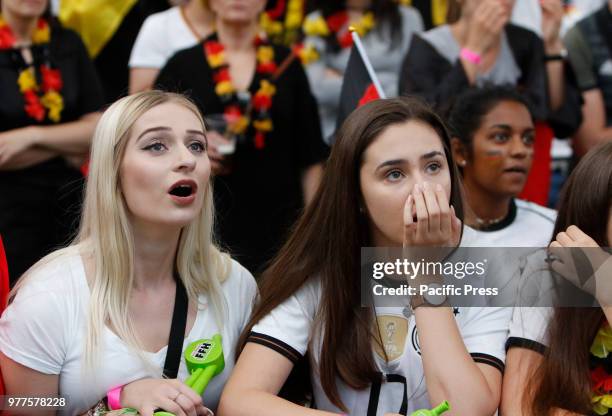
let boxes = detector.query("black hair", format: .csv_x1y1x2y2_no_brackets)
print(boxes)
447,85,534,151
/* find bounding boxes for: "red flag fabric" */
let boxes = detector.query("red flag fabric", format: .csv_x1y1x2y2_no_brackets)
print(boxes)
335,39,381,139
519,121,552,206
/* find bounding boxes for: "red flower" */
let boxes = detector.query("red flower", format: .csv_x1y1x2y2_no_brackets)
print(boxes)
592,367,612,394
213,68,231,84
254,131,266,149
224,105,242,119
23,91,45,121
40,65,63,92
326,11,348,33
266,0,286,20
204,41,224,56
0,26,16,50
338,32,353,48
36,18,48,30
253,93,272,111
257,62,277,75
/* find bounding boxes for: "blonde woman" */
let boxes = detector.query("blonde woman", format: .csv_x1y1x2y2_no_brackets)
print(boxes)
0,91,257,416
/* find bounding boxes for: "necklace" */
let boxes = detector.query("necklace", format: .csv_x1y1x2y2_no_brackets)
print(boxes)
302,9,375,50
474,214,507,228
0,15,64,123
204,33,276,150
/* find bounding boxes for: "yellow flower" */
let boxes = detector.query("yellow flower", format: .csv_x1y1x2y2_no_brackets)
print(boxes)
32,24,50,44
253,119,273,132
41,91,64,122
258,80,276,96
593,395,612,415
285,0,303,29
303,15,329,37
354,12,375,36
591,324,612,359
299,44,320,65
256,46,275,63
228,116,249,134
260,14,283,36
215,80,235,96
18,68,38,92
207,52,226,68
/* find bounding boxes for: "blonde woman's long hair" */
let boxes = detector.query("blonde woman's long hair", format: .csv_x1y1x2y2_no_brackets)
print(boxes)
12,90,231,374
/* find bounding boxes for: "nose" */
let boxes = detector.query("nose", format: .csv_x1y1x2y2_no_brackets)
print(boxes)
509,135,529,159
174,146,197,172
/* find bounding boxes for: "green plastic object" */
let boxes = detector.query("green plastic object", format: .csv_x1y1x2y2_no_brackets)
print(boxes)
183,334,225,395
410,401,450,416
116,334,225,416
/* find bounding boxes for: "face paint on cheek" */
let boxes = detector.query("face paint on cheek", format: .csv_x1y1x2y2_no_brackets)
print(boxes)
484,149,505,158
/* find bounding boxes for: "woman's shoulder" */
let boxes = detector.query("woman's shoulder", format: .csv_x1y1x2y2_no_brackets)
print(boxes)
398,4,424,27
10,248,86,310
141,5,182,28
220,258,257,298
515,199,557,226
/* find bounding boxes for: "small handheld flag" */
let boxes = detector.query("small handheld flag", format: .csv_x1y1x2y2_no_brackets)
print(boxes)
334,28,386,141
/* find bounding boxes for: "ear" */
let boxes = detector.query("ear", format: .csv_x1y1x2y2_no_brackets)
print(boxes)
450,137,468,167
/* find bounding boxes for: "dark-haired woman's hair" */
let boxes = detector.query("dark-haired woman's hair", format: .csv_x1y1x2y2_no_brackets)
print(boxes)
237,97,464,411
528,142,612,416
312,0,402,51
447,85,534,153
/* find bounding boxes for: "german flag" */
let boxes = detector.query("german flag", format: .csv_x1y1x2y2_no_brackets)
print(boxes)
335,29,385,138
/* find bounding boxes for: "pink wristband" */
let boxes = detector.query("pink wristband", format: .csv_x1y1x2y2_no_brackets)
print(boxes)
107,385,123,410
460,47,482,65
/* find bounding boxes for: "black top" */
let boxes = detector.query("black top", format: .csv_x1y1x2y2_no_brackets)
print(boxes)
0,25,104,282
399,24,582,138
156,40,329,273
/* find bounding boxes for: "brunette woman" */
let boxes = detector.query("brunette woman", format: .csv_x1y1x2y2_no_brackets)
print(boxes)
502,142,612,416
218,97,512,415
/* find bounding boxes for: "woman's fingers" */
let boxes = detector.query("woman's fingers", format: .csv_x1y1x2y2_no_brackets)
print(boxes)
555,231,573,246
422,182,441,234
434,184,451,236
158,397,187,416
175,393,198,416
412,183,429,241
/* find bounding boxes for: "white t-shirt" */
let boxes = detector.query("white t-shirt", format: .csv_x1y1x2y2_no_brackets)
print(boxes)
459,199,556,356
250,279,511,415
460,199,557,248
129,6,199,69
0,252,257,415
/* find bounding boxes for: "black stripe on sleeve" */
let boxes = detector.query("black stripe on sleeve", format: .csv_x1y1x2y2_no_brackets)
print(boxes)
505,336,546,355
247,332,303,364
471,352,505,373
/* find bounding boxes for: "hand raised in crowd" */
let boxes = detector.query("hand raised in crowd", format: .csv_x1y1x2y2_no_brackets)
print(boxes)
549,225,612,306
540,0,564,52
403,182,461,248
120,378,213,416
464,0,513,55
205,130,234,176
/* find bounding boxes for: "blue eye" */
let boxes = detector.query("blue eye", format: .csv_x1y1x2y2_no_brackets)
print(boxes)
189,141,206,153
386,170,403,182
143,142,166,152
425,162,441,174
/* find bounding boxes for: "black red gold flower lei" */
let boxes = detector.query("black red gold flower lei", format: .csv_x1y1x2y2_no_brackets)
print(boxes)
204,34,276,150
0,16,64,123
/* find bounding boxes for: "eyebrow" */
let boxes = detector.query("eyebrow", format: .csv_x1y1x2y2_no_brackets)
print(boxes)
136,127,207,142
186,129,206,138
375,151,444,171
136,126,172,142
489,124,535,132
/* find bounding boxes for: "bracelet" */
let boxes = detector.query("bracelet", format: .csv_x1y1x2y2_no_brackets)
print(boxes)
460,47,482,65
107,385,123,410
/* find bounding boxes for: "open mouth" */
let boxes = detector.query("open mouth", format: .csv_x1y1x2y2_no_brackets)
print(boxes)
168,180,197,198
504,167,528,174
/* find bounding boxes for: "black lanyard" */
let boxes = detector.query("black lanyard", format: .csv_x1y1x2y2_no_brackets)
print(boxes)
162,270,189,379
